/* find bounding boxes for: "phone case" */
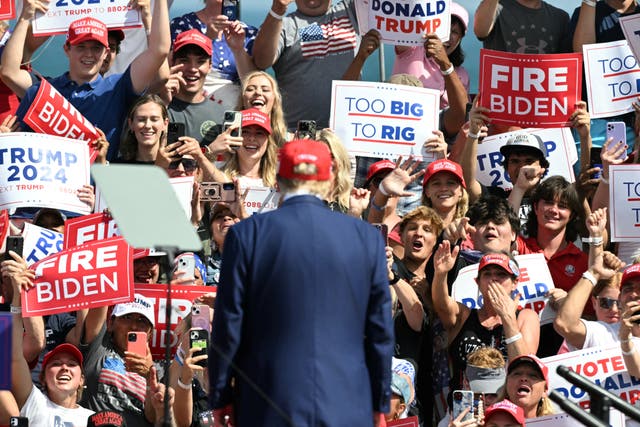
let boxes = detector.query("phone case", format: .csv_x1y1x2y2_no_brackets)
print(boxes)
127,332,147,356
452,390,474,422
223,111,242,138
606,122,627,155
191,304,211,332
4,236,24,260
173,253,195,280
190,328,209,367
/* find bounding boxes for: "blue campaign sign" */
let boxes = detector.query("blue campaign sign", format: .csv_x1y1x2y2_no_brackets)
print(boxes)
0,313,11,390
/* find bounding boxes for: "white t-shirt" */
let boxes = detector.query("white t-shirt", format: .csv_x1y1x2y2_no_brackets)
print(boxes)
20,385,94,427
566,319,620,352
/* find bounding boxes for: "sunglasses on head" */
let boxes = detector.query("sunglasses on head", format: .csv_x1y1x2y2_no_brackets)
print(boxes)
168,157,198,172
596,296,620,310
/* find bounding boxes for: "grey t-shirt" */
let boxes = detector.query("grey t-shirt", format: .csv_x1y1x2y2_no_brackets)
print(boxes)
80,326,152,426
479,0,571,54
274,0,359,129
168,97,225,146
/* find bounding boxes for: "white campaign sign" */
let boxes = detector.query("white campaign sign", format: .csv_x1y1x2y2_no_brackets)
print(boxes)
527,411,624,427
609,165,640,242
357,0,451,45
583,40,640,119
243,187,280,216
22,222,63,266
168,176,194,220
475,128,577,191
451,253,556,325
330,80,440,160
0,133,91,214
32,0,142,36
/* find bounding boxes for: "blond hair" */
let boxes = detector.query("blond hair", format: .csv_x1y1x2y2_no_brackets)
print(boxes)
466,347,505,369
239,71,288,147
317,129,352,210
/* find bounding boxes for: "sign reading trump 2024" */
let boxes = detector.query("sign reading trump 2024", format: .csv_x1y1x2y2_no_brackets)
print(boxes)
479,49,582,128
23,237,133,317
32,0,142,36
330,80,439,160
583,40,640,119
358,0,452,45
0,133,91,214
609,165,640,242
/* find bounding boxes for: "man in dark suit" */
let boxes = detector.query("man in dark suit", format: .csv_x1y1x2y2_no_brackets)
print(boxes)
209,139,394,427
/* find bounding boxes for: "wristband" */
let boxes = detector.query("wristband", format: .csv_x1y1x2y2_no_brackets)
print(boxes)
370,200,387,212
582,271,598,287
441,64,454,76
582,0,596,7
269,8,285,20
467,132,479,140
10,305,21,314
622,345,636,356
378,185,390,197
504,333,522,345
177,377,192,390
389,271,401,285
581,236,603,246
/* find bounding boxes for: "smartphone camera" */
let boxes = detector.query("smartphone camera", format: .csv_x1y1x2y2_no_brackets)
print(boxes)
128,333,137,342
203,185,220,199
192,306,201,315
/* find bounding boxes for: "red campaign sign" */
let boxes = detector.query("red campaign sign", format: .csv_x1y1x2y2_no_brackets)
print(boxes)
0,1,16,21
479,49,583,128
23,79,99,161
387,416,419,427
23,237,134,317
63,213,120,249
134,284,217,360
0,210,8,251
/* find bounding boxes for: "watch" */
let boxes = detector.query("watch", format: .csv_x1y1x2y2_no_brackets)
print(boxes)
389,270,401,285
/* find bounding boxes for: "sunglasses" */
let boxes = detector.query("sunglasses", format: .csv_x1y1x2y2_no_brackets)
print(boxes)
596,296,620,310
168,158,198,172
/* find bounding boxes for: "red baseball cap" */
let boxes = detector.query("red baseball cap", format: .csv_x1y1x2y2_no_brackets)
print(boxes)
365,159,396,186
242,108,272,135
42,343,83,370
484,400,526,426
278,139,332,181
67,18,109,49
621,264,640,289
422,159,466,188
508,354,549,388
173,29,213,57
478,253,520,277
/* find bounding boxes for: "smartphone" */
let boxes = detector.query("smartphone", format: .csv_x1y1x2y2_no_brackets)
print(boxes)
222,0,239,21
296,120,317,139
190,328,209,367
452,390,475,422
590,147,603,180
173,253,196,281
9,418,28,427
223,111,242,139
127,332,148,357
191,304,211,333
606,121,627,158
200,182,236,202
372,223,388,244
167,122,186,145
4,236,24,261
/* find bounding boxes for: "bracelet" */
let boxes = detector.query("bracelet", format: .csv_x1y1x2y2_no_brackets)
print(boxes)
504,333,522,345
467,132,479,140
370,200,387,212
600,176,609,185
177,377,192,390
622,345,636,356
378,185,390,197
269,8,285,20
581,236,603,246
582,271,598,287
10,305,21,314
582,0,596,7
441,64,454,76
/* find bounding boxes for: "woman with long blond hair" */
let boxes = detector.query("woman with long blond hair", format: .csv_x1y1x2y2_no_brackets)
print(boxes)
239,71,288,147
317,129,353,213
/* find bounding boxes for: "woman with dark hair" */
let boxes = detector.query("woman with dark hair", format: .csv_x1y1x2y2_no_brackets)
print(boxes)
118,94,169,163
392,2,470,108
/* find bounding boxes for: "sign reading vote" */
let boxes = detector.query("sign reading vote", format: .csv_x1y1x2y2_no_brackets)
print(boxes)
583,40,640,119
475,127,577,190
32,0,142,36
330,80,440,160
0,133,91,214
23,237,133,317
357,0,452,45
64,212,120,249
22,222,64,266
134,284,214,360
479,49,583,128
609,165,640,242
451,253,556,325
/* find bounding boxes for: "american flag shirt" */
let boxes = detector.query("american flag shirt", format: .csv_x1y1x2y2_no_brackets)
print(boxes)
299,16,357,59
